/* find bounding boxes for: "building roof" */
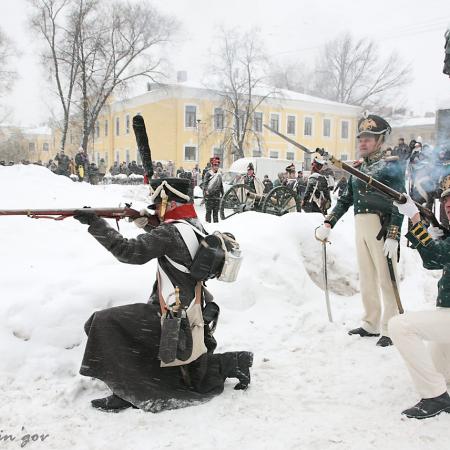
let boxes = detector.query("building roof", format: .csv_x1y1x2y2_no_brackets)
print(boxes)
111,81,362,116
390,117,435,128
23,126,52,136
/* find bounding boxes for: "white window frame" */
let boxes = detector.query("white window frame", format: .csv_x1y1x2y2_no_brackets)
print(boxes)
253,111,263,133
29,142,35,152
184,104,198,129
252,148,263,157
43,142,49,151
303,116,314,137
125,114,130,134
270,112,281,133
340,119,350,140
322,118,332,138
269,150,279,159
115,117,120,136
287,114,297,136
183,144,198,162
115,150,120,163
104,120,108,137
340,153,348,161
213,107,224,131
286,151,295,161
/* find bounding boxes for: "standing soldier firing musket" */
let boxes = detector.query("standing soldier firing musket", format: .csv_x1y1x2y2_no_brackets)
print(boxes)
315,114,406,347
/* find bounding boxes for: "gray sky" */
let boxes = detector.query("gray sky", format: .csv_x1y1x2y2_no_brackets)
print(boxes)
1,0,450,126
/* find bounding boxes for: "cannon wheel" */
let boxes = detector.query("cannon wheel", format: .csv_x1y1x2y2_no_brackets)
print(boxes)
220,183,257,220
262,186,300,216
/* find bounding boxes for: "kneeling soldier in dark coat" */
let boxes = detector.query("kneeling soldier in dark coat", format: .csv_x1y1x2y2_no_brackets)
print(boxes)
74,177,253,413
389,181,450,419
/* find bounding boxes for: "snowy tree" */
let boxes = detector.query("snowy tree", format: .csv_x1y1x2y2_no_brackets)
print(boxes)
0,28,16,123
312,32,410,108
30,0,81,152
206,28,278,160
74,0,177,152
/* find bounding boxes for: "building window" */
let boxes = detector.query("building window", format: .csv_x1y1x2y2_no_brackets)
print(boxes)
235,110,246,134
323,119,331,137
341,121,349,139
269,150,279,159
252,149,262,157
115,150,120,162
125,115,130,134
185,105,197,128
214,108,224,130
104,153,108,165
286,151,295,160
213,147,224,167
105,120,108,137
28,142,35,152
43,143,49,151
341,153,348,161
270,113,279,132
430,133,435,141
287,116,296,135
125,149,130,164
184,145,197,161
304,117,313,136
115,117,120,136
254,112,263,132
95,121,100,138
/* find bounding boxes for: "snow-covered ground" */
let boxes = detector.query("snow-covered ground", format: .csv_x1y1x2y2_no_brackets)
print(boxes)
0,165,447,450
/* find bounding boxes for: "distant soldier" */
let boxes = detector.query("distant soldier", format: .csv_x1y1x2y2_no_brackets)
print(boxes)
296,170,307,200
75,148,89,182
263,175,273,194
242,163,256,192
203,157,224,223
110,161,120,176
302,157,331,215
54,150,70,176
284,163,297,188
273,172,286,188
316,114,405,347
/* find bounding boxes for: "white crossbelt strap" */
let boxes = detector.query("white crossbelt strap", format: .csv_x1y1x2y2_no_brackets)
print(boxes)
164,220,206,274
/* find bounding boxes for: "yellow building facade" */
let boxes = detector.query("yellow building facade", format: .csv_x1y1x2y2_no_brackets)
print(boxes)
85,82,361,171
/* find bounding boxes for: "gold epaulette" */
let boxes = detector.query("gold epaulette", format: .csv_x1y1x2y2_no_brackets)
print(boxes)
410,222,432,247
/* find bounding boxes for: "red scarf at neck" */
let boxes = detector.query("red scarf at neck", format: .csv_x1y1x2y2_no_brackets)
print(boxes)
163,203,198,222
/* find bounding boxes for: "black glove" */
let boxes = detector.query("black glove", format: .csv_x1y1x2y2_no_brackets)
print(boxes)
73,209,98,225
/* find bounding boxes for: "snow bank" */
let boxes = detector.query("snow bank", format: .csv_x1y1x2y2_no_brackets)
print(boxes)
0,165,446,450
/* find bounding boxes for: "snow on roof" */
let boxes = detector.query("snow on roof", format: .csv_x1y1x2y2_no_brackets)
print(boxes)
390,117,435,128
148,80,361,111
23,126,52,136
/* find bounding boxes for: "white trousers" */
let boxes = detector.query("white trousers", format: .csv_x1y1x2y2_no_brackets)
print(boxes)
354,214,399,336
389,309,450,399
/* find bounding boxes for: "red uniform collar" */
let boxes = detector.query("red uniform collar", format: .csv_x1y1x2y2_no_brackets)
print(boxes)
163,203,198,222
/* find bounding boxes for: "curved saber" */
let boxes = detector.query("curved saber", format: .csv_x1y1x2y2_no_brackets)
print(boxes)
315,227,333,322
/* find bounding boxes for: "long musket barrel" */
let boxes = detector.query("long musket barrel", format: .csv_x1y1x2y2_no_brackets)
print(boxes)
329,156,445,230
0,207,139,220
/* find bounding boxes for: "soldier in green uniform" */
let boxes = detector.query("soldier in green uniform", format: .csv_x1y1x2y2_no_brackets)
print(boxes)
315,114,405,347
388,180,450,419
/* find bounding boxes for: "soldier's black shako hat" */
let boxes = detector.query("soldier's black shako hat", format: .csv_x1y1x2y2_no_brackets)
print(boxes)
149,177,191,204
357,114,391,138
